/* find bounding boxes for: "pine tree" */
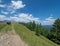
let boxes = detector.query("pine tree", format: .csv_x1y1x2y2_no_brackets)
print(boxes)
51,18,60,44
32,21,36,31
35,24,40,36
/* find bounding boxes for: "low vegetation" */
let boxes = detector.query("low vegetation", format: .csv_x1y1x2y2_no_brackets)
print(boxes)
0,19,60,46
0,23,7,31
14,23,59,46
0,22,12,32
19,18,60,45
50,18,60,44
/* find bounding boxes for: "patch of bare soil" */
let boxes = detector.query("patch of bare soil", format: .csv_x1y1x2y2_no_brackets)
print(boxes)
0,31,28,46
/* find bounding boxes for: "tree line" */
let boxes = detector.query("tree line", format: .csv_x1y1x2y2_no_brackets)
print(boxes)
19,18,60,45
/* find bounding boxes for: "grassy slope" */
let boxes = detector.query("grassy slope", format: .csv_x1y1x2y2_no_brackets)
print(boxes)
0,24,12,32
14,23,59,46
0,24,7,31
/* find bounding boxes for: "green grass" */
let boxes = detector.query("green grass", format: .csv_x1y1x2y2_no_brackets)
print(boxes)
0,24,12,32
0,23,59,46
0,23,7,31
14,23,59,46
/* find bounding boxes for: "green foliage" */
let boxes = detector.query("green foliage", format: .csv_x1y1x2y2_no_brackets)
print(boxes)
19,19,60,45
20,21,51,37
0,22,59,46
6,22,11,25
0,23,12,32
14,23,59,46
0,24,6,30
35,24,40,36
21,21,37,31
50,18,60,44
32,21,36,31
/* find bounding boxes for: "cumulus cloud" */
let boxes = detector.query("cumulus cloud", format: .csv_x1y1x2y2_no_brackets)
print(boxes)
10,13,40,23
0,13,55,25
42,16,56,25
0,0,26,14
11,1,25,9
0,4,6,7
19,13,40,22
0,0,38,22
6,0,26,14
0,0,6,7
0,15,6,18
0,0,55,25
0,0,40,23
0,14,6,21
1,11,9,14
0,13,40,23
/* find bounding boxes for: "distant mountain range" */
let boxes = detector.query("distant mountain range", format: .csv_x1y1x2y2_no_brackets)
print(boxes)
0,20,10,23
42,25,52,29
0,20,52,30
0,21,6,23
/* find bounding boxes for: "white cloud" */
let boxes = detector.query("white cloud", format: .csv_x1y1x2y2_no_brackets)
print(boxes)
10,10,15,14
6,0,26,14
11,1,25,9
0,0,6,7
9,13,40,23
1,11,9,14
0,0,40,23
0,4,6,7
0,0,26,14
0,15,6,18
0,13,40,23
0,0,56,25
0,14,56,25
0,14,6,21
42,16,56,25
18,13,40,23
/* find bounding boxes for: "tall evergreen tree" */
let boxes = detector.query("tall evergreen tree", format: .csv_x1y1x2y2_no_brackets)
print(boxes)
32,21,36,31
51,18,60,44
35,24,40,36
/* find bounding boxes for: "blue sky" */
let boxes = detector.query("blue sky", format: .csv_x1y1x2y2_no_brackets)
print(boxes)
23,0,60,18
0,0,60,25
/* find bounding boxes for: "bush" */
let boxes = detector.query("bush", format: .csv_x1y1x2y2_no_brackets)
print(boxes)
6,22,11,25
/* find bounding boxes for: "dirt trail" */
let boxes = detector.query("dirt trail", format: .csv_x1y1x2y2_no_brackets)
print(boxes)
0,24,28,46
0,31,28,46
